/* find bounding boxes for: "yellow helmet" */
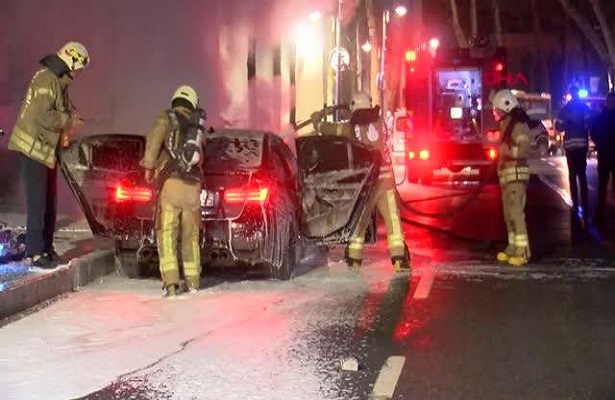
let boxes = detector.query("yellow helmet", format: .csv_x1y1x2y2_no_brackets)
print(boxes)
172,85,199,109
57,42,90,71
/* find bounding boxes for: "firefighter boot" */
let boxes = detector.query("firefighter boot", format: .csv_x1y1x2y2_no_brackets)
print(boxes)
185,276,200,294
497,232,515,262
392,246,412,272
344,246,362,271
163,284,178,298
508,238,529,267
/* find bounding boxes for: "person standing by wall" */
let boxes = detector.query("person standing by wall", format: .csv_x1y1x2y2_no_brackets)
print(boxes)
7,42,89,268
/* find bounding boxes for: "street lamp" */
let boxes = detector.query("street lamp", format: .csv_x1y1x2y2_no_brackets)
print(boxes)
394,5,408,17
380,4,407,118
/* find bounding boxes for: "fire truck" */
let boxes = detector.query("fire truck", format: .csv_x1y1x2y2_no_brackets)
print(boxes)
402,46,505,183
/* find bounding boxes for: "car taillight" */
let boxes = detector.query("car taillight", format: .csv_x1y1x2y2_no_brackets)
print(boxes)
224,186,269,204
115,183,153,203
486,147,498,160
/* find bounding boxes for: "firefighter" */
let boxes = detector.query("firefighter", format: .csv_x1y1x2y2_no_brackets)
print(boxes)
7,41,89,269
492,89,531,266
555,87,591,219
310,91,411,272
140,85,205,297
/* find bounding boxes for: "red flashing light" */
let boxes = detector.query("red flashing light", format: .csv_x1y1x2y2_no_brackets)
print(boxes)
115,182,153,203
418,149,430,160
494,62,504,72
486,148,498,160
405,50,417,62
224,186,269,204
408,150,415,159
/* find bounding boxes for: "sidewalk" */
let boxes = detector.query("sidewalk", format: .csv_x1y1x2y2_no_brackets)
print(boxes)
0,212,115,321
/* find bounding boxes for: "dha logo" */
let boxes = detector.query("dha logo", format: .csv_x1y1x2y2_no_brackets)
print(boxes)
484,71,529,87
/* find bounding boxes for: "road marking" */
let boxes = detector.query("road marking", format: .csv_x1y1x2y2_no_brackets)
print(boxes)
413,268,435,299
371,356,406,399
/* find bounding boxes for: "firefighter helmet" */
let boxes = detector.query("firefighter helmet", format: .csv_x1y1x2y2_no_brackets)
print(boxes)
492,89,519,114
350,91,372,112
172,85,199,109
57,42,90,71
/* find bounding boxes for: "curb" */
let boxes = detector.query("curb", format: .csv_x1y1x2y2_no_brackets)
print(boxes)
0,248,115,320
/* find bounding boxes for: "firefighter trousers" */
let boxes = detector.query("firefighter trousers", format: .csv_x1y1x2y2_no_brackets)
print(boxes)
157,178,202,288
347,174,407,262
501,181,530,259
19,154,58,257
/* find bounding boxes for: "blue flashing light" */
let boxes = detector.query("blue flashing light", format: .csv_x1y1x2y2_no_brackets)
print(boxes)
0,243,5,258
578,89,589,98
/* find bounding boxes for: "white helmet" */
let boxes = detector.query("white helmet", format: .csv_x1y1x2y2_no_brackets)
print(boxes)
57,42,90,71
172,85,199,109
350,91,372,112
492,89,519,114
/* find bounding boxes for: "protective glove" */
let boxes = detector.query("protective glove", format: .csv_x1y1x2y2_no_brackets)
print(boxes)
144,169,155,184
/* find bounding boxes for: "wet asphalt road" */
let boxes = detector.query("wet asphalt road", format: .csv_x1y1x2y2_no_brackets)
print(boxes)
3,156,615,399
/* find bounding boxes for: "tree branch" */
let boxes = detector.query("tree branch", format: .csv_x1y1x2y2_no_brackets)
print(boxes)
588,0,615,67
558,0,609,62
450,0,468,48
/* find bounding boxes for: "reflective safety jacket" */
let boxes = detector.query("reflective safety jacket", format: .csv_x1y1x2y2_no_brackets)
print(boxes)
316,108,393,179
497,114,530,185
555,99,590,151
8,66,73,168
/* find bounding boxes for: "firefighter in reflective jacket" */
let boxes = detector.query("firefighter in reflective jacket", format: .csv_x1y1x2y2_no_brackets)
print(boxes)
492,89,531,266
310,91,411,272
140,85,204,297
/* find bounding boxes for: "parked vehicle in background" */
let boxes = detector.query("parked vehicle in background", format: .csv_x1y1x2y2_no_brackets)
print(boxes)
403,47,501,184
512,90,554,157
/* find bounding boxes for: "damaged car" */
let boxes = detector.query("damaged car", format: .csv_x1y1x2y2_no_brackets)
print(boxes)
60,128,381,280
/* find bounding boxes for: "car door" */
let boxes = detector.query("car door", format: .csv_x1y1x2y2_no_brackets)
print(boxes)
295,135,381,243
60,134,155,238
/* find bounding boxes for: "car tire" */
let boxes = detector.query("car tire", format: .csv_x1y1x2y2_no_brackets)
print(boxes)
268,216,297,280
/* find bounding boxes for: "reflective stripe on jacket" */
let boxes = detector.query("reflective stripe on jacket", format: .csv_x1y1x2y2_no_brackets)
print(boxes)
8,68,71,168
497,115,530,185
498,165,530,184
563,136,589,151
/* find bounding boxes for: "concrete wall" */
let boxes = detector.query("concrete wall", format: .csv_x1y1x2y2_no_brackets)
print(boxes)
0,0,338,137
0,0,337,218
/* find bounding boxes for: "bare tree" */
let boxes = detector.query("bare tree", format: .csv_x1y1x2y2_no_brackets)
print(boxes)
558,0,615,88
492,0,503,47
531,0,550,91
470,0,478,41
450,0,468,48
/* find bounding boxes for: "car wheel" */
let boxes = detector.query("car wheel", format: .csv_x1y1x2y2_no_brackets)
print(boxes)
268,216,297,280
